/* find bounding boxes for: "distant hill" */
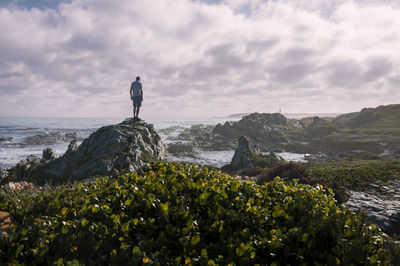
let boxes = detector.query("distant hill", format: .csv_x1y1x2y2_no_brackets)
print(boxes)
215,104,400,159
228,113,341,119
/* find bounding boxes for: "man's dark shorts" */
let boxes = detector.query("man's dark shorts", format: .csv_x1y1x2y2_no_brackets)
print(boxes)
133,96,142,108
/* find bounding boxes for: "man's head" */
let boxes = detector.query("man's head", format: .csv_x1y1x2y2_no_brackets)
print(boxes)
136,76,140,81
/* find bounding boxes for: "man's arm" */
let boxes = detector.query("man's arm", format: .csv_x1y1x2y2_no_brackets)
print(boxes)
140,86,143,100
130,84,133,99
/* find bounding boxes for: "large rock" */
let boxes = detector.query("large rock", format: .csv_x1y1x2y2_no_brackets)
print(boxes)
0,167,9,181
15,155,41,179
229,136,254,170
167,142,199,158
42,148,58,161
17,119,166,184
212,113,294,150
344,188,400,235
10,132,79,147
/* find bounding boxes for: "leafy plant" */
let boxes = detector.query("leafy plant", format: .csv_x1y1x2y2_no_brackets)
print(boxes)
0,162,393,264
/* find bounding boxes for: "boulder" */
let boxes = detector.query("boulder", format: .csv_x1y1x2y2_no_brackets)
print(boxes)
344,189,400,235
15,132,79,146
229,136,253,170
15,155,41,179
0,167,9,181
42,148,58,161
16,119,167,184
167,142,199,158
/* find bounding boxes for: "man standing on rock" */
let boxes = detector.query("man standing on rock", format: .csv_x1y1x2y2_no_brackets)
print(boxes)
130,76,143,120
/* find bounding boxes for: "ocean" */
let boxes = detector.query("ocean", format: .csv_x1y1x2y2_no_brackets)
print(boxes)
0,116,307,168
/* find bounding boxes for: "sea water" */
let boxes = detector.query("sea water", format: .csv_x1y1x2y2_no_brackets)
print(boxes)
0,117,306,168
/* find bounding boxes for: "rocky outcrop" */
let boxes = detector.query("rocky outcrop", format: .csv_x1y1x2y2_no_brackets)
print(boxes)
167,142,199,158
15,155,41,179
344,180,400,235
42,148,58,161
16,119,166,184
344,190,400,235
0,167,9,181
229,136,253,170
8,132,79,147
213,113,292,147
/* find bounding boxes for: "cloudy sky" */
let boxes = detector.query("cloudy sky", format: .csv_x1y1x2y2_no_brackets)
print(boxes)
1,0,400,118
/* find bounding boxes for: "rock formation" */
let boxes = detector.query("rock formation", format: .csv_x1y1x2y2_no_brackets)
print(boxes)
229,136,254,171
15,119,166,184
6,132,79,147
213,113,291,147
344,186,400,235
42,148,58,161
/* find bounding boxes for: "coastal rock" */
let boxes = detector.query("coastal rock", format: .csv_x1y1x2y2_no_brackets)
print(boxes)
13,132,79,146
17,119,166,184
213,113,291,147
344,189,400,235
0,137,13,142
15,155,41,179
42,148,58,161
0,167,9,181
167,142,199,158
229,136,253,170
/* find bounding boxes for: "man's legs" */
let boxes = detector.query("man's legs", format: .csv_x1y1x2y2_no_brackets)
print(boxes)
135,107,140,118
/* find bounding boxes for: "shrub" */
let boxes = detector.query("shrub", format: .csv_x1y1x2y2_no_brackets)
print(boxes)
0,163,391,265
256,162,310,185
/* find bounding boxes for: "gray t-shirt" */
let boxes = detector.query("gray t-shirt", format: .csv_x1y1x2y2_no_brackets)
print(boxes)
131,81,142,97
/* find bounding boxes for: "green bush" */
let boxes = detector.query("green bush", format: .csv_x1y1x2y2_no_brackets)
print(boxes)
306,161,400,191
0,163,391,265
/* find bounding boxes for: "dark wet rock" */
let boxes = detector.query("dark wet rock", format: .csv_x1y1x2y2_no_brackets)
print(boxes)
221,136,285,177
0,137,13,142
158,126,186,135
344,188,400,235
65,140,79,156
65,132,78,140
229,136,254,170
42,148,58,161
167,142,199,157
15,119,166,184
177,125,214,141
213,113,292,147
12,132,80,147
15,155,41,179
176,124,236,151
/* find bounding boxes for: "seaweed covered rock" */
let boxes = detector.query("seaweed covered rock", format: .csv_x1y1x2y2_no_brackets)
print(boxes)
16,119,166,184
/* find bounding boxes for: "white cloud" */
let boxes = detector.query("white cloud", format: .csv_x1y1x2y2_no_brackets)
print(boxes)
0,0,400,118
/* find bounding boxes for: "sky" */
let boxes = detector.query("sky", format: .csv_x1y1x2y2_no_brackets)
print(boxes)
0,0,400,118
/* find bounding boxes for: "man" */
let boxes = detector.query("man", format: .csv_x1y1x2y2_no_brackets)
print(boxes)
130,76,143,120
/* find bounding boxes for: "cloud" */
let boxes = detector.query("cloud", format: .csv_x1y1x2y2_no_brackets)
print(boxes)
0,0,400,118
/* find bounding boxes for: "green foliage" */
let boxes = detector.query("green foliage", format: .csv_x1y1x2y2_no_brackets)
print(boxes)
306,160,400,192
0,163,392,265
